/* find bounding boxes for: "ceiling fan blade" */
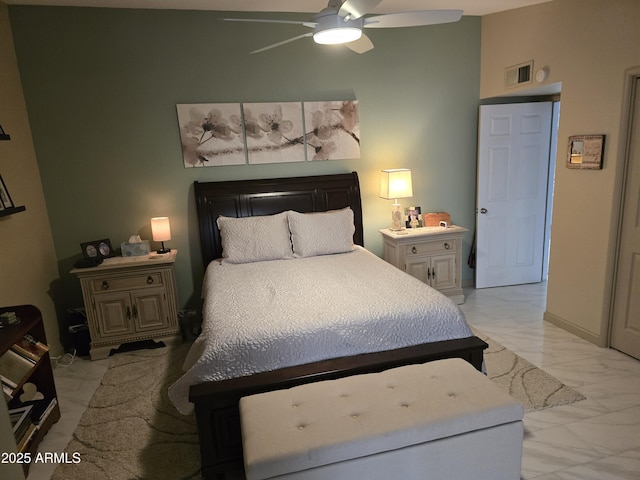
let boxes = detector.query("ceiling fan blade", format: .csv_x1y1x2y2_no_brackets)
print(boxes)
338,0,382,20
344,33,374,54
364,10,463,28
223,18,316,28
250,32,313,54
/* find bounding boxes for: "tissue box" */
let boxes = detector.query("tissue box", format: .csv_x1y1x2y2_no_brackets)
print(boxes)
121,240,150,257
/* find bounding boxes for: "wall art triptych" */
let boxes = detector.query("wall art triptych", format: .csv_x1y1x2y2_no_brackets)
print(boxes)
176,101,360,168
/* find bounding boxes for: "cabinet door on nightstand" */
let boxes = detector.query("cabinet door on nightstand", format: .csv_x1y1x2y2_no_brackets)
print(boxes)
131,287,169,332
94,291,136,338
430,253,457,291
405,258,431,284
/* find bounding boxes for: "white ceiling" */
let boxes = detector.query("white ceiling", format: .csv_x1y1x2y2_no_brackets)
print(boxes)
4,0,553,16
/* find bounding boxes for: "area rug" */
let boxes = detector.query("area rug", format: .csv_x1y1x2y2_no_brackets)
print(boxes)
53,333,584,480
476,329,586,413
52,343,200,480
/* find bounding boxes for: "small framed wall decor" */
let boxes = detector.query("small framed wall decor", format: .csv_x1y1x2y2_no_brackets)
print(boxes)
567,135,605,169
0,175,14,209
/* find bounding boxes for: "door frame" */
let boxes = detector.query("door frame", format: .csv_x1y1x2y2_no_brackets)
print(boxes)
475,100,557,288
542,101,560,281
607,66,640,346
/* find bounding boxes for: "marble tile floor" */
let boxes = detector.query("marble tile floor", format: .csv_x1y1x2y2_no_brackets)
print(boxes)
27,282,640,479
461,283,640,480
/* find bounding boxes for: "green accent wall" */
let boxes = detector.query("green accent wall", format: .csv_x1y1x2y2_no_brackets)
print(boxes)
9,6,480,310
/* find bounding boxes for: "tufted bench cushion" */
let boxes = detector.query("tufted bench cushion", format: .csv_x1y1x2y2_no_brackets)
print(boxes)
240,358,524,480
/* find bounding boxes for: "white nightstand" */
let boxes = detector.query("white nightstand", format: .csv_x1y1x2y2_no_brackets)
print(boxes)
380,226,468,304
71,250,181,359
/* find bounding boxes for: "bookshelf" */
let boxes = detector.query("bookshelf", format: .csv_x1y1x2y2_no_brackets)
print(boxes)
0,305,61,475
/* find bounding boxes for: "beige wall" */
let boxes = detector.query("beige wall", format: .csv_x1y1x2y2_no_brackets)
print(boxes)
0,2,62,355
481,0,640,345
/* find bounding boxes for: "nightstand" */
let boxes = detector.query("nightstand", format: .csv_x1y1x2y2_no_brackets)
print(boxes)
71,251,181,359
380,226,468,304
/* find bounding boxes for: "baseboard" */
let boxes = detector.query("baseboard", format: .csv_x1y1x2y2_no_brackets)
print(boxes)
543,311,606,347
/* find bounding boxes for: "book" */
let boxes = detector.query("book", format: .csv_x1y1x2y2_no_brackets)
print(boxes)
11,344,39,363
0,349,34,386
22,397,57,425
9,405,33,438
38,398,58,425
17,422,37,452
14,335,48,361
2,382,13,402
0,372,18,389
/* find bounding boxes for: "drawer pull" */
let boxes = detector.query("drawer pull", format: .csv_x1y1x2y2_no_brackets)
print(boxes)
147,276,154,284
444,242,450,250
126,306,131,319
102,280,109,290
411,246,417,254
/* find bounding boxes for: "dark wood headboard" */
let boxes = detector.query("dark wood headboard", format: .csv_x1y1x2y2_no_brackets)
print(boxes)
194,172,364,266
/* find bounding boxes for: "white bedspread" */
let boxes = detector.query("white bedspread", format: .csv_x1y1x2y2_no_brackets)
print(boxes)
169,246,472,414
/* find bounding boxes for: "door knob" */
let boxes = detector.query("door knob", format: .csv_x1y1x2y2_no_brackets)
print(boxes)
480,208,488,214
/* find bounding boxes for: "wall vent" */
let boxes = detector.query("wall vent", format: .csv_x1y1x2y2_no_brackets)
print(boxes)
505,60,533,87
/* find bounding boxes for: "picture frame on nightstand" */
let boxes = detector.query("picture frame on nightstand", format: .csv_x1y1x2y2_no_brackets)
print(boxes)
405,206,422,229
80,239,115,260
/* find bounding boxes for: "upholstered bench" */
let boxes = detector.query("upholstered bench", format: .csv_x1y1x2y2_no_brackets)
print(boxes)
239,358,524,480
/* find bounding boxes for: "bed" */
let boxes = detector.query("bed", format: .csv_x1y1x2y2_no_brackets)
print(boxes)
177,172,487,480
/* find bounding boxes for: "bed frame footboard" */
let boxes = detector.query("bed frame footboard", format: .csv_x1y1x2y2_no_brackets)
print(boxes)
189,336,487,480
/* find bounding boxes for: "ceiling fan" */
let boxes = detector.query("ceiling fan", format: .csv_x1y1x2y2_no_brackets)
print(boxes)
224,0,463,54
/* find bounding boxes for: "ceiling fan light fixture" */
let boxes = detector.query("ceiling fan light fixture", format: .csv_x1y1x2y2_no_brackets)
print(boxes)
230,1,464,54
313,26,362,45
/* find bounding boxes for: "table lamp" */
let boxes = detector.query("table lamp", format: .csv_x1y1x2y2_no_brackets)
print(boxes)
151,217,172,254
380,169,413,231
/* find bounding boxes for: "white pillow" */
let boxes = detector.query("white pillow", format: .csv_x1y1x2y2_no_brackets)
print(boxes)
288,208,355,258
217,212,293,263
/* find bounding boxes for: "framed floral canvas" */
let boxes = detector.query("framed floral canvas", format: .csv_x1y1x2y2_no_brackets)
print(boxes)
243,102,305,165
303,101,360,161
177,103,246,167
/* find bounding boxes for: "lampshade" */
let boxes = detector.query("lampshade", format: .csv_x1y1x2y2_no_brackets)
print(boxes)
151,217,171,242
380,169,413,200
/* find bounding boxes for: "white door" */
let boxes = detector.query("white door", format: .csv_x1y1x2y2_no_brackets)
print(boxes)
610,77,640,360
476,102,553,288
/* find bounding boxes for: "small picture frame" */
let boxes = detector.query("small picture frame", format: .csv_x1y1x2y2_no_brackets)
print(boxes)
567,135,605,169
0,175,15,209
81,239,115,260
405,206,422,228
